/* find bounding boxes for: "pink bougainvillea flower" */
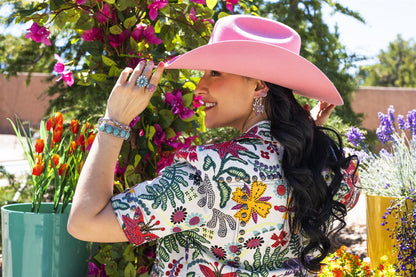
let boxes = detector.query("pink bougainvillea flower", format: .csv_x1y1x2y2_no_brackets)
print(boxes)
143,25,163,44
25,22,51,46
54,54,74,87
189,7,198,22
81,27,103,41
108,35,121,48
88,261,106,277
76,0,86,4
153,123,166,147
193,95,204,109
190,0,206,4
203,18,214,24
129,115,141,128
156,152,175,174
119,29,131,42
95,3,111,23
132,24,144,41
225,0,238,12
165,89,194,119
147,0,168,21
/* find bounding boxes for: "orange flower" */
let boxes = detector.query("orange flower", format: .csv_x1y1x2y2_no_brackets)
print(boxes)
58,163,69,176
52,112,64,130
331,268,344,277
51,154,60,167
46,117,52,131
87,132,96,146
69,119,79,134
53,124,63,144
32,160,44,176
68,141,77,155
35,138,45,153
78,160,84,173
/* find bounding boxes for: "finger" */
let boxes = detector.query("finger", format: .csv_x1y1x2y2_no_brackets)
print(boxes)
146,62,165,93
117,67,133,85
128,60,146,87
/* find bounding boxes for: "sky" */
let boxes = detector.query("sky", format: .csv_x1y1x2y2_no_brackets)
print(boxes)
1,0,416,67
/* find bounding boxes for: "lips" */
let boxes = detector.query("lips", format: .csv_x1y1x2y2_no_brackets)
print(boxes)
204,102,217,110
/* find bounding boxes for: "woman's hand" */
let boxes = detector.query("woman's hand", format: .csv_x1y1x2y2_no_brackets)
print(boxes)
105,60,165,125
310,101,336,126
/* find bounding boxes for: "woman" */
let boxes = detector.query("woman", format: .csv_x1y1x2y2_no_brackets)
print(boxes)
68,15,360,276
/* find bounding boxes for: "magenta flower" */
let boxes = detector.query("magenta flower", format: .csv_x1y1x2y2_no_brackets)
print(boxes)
190,0,206,4
156,152,174,174
143,26,163,44
88,262,106,277
166,135,197,150
147,0,168,21
53,54,74,87
129,115,141,128
114,162,128,176
76,0,86,4
132,24,144,41
189,7,198,22
193,95,204,109
81,27,103,41
25,22,51,46
153,123,166,147
225,0,238,12
165,90,194,120
95,3,111,24
108,29,130,48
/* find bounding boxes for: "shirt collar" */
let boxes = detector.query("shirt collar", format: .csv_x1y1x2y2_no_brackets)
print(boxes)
234,120,276,143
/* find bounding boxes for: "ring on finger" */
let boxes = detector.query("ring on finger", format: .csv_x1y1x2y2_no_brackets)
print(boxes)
146,83,156,93
136,75,148,87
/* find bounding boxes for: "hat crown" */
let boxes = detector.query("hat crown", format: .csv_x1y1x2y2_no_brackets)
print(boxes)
209,15,301,54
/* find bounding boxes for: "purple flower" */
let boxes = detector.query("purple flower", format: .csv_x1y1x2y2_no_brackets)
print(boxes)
129,115,140,128
147,0,168,21
377,112,394,144
407,109,416,137
346,126,365,147
189,7,198,22
88,262,106,277
153,123,165,147
143,26,163,44
81,27,103,41
53,54,74,87
76,0,86,4
193,95,204,109
387,105,395,125
398,114,406,130
164,90,194,120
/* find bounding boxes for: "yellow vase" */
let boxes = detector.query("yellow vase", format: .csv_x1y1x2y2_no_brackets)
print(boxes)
366,194,397,269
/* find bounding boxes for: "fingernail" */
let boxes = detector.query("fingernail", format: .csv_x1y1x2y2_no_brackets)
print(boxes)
158,62,165,67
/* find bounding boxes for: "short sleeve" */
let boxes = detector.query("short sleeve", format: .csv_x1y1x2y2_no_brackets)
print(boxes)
111,161,208,246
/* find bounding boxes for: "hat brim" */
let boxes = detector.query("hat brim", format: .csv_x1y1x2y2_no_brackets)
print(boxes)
165,40,343,105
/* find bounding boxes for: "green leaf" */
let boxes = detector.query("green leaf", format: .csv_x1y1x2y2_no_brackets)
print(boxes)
124,262,136,277
123,15,137,29
158,109,175,129
74,11,95,30
109,65,123,77
203,155,215,171
91,73,108,82
158,246,170,262
206,0,218,10
109,25,123,35
217,181,231,208
134,154,141,167
182,93,193,107
104,0,115,3
218,12,229,19
117,0,137,11
253,248,261,269
122,245,135,262
102,55,117,67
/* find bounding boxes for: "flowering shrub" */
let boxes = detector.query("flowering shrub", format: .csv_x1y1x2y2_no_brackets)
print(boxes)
346,106,416,276
8,112,95,213
318,246,396,277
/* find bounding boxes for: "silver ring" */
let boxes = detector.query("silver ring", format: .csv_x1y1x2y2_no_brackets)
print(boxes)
136,75,148,87
146,83,156,93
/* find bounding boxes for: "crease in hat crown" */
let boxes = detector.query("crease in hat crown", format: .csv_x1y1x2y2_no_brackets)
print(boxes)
165,14,344,105
208,15,301,55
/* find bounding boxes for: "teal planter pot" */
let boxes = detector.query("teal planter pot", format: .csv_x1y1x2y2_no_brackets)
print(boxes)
1,203,90,277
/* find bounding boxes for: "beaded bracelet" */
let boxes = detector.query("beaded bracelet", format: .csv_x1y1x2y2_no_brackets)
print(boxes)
97,118,131,140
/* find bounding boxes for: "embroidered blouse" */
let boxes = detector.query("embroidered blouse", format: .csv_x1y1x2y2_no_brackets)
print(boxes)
111,121,360,277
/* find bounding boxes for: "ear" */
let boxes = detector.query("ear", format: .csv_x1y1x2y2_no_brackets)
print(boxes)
254,80,269,98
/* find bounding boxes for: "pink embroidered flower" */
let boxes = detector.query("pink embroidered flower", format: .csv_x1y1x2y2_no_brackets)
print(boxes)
81,27,103,41
143,25,163,44
191,0,206,4
95,3,111,24
193,95,204,109
164,89,194,119
53,54,74,87
225,0,238,12
147,0,168,21
189,7,198,22
25,22,51,46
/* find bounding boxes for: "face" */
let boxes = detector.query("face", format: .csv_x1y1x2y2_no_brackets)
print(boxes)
195,70,266,132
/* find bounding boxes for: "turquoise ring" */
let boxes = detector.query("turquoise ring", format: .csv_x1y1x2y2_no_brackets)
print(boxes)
136,75,148,87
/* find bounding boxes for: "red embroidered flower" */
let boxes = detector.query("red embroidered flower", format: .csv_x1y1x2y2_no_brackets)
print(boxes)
260,150,270,159
271,230,288,248
244,236,264,249
122,207,161,246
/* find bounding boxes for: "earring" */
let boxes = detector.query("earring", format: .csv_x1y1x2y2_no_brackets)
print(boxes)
253,88,269,116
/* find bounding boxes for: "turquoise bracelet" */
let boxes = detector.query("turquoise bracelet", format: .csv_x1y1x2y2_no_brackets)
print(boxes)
97,118,131,140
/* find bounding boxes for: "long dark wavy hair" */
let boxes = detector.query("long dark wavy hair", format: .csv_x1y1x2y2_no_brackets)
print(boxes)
263,82,353,273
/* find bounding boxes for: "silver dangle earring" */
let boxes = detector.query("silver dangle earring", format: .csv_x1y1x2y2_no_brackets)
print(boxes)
253,87,269,116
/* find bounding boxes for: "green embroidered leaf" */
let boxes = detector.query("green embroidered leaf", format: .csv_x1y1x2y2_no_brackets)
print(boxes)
262,246,271,265
158,246,170,262
268,246,281,270
217,181,231,208
182,230,210,244
186,273,196,277
170,235,180,253
225,166,249,180
276,247,289,267
203,155,216,171
166,188,176,209
260,268,269,277
244,260,253,271
187,258,207,268
238,274,251,277
227,156,248,165
112,199,130,211
162,237,172,253
253,248,261,269
239,150,260,159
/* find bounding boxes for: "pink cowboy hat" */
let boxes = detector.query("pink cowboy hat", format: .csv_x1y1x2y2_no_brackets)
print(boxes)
165,15,343,105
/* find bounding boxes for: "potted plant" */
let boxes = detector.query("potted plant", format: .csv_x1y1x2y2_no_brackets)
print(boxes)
2,112,96,277
346,106,416,275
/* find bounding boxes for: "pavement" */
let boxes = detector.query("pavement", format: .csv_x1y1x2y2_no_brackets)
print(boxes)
0,134,367,226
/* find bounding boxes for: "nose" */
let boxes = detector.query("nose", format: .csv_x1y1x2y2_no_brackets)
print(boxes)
194,72,207,97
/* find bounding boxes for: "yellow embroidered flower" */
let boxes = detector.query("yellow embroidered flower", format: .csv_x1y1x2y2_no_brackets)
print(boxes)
232,181,272,224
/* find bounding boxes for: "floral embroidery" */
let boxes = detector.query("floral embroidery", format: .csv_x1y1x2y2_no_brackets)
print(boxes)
271,230,288,248
244,236,264,249
186,213,204,227
122,207,162,246
232,181,272,224
260,150,270,159
203,140,249,159
211,245,227,259
199,262,237,277
170,206,187,224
